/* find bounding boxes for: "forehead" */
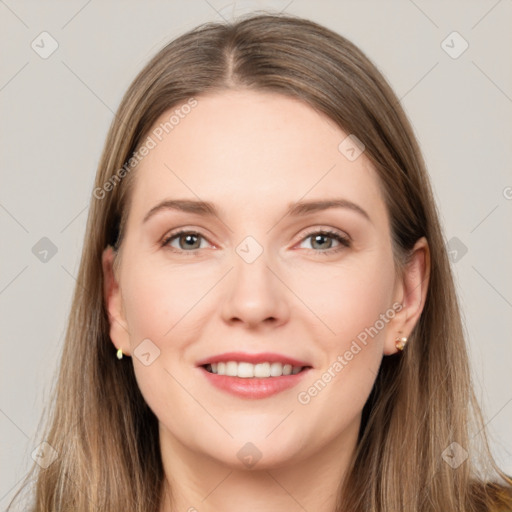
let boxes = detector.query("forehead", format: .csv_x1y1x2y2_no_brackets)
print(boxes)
128,90,386,224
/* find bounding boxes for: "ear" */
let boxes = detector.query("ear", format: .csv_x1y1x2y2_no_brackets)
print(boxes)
102,245,131,356
383,236,430,355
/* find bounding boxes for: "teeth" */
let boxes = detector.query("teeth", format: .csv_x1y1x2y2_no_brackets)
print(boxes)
207,361,304,378
239,362,255,378
225,361,238,377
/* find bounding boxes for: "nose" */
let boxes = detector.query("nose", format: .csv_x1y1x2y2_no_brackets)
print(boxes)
220,248,290,330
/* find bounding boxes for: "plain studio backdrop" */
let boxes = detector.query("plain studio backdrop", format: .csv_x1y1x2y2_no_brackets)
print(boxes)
1,0,511,506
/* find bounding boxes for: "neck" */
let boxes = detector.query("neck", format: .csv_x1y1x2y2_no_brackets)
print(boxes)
158,416,360,512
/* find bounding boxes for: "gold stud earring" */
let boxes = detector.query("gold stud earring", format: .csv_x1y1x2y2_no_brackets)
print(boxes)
395,334,408,351
116,348,123,360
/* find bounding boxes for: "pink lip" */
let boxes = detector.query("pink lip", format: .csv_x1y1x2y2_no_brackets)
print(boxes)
198,366,312,399
195,351,312,367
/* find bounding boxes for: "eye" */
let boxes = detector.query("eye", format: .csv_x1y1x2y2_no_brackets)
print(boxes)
161,230,210,254
297,229,351,254
161,228,351,256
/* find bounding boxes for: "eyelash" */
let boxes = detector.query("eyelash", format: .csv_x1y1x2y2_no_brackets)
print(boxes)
160,228,351,257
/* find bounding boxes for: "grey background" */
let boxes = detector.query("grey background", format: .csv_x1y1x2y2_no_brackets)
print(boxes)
1,0,511,506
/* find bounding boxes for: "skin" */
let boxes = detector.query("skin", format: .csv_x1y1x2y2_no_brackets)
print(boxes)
102,90,429,512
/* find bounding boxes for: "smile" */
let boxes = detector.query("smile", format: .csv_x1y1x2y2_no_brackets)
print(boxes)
203,361,306,378
199,364,312,399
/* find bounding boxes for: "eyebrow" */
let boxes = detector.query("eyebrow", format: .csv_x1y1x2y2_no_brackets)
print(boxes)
142,198,372,224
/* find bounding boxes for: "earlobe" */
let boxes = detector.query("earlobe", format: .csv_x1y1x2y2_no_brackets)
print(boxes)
102,246,131,356
384,237,430,355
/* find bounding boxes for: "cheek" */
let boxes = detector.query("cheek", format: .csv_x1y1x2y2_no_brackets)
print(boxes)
119,259,208,417
293,254,395,426
291,248,396,344
121,258,212,344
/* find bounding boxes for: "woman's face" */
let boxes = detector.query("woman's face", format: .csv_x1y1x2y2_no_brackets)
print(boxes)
104,90,422,470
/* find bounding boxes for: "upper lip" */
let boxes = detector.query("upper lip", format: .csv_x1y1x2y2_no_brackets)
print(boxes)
196,352,312,368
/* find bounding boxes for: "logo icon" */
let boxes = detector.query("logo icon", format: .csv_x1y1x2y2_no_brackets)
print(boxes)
338,134,365,161
235,236,263,264
236,442,262,468
441,32,469,59
31,441,58,468
31,32,59,59
442,442,469,469
32,237,58,263
446,237,468,264
134,338,161,366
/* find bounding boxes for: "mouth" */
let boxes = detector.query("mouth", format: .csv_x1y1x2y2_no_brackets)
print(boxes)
201,361,311,378
195,352,313,398
198,362,313,399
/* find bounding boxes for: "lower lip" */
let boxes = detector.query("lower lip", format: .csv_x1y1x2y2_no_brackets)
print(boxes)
198,366,312,399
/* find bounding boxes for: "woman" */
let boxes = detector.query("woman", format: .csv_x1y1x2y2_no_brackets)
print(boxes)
9,13,512,512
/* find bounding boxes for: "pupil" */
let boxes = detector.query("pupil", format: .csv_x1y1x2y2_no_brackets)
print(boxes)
182,234,199,249
312,234,331,250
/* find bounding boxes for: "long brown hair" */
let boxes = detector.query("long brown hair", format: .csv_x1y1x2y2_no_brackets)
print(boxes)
9,13,512,512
